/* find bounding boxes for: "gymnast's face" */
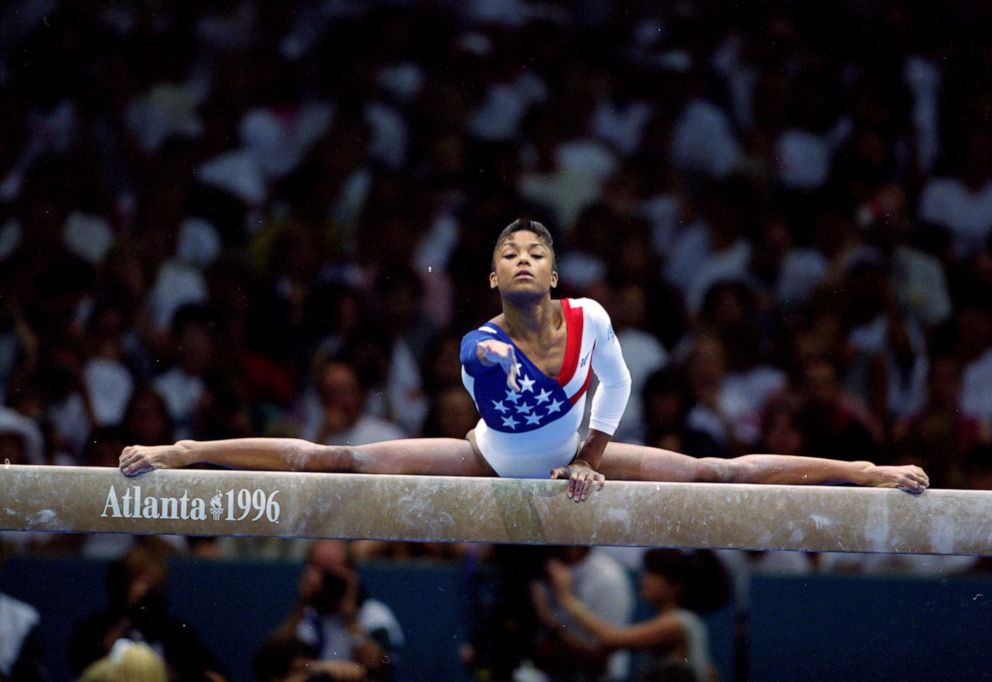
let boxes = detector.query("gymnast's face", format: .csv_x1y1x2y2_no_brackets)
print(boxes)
489,230,558,298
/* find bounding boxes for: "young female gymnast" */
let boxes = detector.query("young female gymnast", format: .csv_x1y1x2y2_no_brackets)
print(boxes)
120,219,929,501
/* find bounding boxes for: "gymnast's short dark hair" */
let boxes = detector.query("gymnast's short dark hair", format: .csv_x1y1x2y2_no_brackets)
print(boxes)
494,218,555,261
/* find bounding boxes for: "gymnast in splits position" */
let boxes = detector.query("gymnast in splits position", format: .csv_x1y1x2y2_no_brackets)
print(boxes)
120,219,930,500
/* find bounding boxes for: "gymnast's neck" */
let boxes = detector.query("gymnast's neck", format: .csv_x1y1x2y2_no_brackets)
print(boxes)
498,294,563,343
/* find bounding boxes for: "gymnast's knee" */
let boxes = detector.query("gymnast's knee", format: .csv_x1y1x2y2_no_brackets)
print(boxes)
694,457,744,483
310,444,360,473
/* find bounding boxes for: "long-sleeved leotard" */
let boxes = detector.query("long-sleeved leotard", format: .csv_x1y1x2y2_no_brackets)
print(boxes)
460,298,632,478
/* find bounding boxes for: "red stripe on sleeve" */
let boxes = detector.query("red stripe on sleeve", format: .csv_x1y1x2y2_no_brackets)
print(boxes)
569,365,594,405
557,299,583,387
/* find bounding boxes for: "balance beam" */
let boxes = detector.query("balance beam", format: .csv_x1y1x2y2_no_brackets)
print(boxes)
1,465,990,555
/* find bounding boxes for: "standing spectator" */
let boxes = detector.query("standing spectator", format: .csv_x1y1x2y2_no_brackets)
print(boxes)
543,549,724,682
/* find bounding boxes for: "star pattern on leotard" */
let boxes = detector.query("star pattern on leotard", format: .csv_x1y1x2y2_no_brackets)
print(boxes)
483,371,570,431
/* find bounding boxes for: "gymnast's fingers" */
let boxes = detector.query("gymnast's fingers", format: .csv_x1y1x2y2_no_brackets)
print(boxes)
899,474,926,495
908,468,929,489
506,347,520,392
570,470,598,502
120,447,149,476
567,473,579,500
577,474,592,502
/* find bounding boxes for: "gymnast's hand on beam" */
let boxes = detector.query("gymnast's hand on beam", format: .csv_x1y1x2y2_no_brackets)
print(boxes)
864,463,930,494
551,459,605,503
476,339,521,392
119,444,180,476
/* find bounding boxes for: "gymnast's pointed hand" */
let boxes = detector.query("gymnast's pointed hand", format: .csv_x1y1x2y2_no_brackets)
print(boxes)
476,339,521,392
864,463,930,494
119,444,182,476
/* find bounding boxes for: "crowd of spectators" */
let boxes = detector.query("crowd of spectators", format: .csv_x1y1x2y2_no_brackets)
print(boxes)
2,0,992,679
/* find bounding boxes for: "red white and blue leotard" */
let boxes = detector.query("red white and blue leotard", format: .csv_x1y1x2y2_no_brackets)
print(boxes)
460,298,632,478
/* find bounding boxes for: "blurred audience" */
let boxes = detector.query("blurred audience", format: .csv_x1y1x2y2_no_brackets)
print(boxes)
68,547,223,681
274,541,402,681
0,546,46,681
1,7,992,682
530,547,635,682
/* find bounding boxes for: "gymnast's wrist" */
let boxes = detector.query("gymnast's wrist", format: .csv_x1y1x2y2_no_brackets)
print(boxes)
851,460,875,486
174,440,198,467
572,457,602,472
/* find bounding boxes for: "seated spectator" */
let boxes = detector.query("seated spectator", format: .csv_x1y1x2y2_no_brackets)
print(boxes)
956,300,992,426
0,546,46,681
122,387,175,449
276,540,402,681
640,367,723,457
918,126,992,261
964,444,992,492
893,354,990,488
254,635,366,682
78,640,167,682
682,332,735,455
460,545,547,681
797,356,880,461
152,304,217,439
69,546,223,680
420,385,478,440
298,360,405,446
609,281,670,443
0,409,60,554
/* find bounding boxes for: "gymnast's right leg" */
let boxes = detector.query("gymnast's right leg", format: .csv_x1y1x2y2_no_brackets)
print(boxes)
120,434,495,478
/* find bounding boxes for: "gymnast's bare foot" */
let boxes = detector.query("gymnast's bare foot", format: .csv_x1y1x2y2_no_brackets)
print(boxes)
863,464,929,494
119,444,184,476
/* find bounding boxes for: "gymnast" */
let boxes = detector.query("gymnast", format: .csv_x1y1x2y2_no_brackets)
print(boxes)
120,219,930,502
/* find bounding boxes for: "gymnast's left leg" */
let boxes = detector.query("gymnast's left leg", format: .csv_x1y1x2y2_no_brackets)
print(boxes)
598,443,930,494
120,434,495,478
